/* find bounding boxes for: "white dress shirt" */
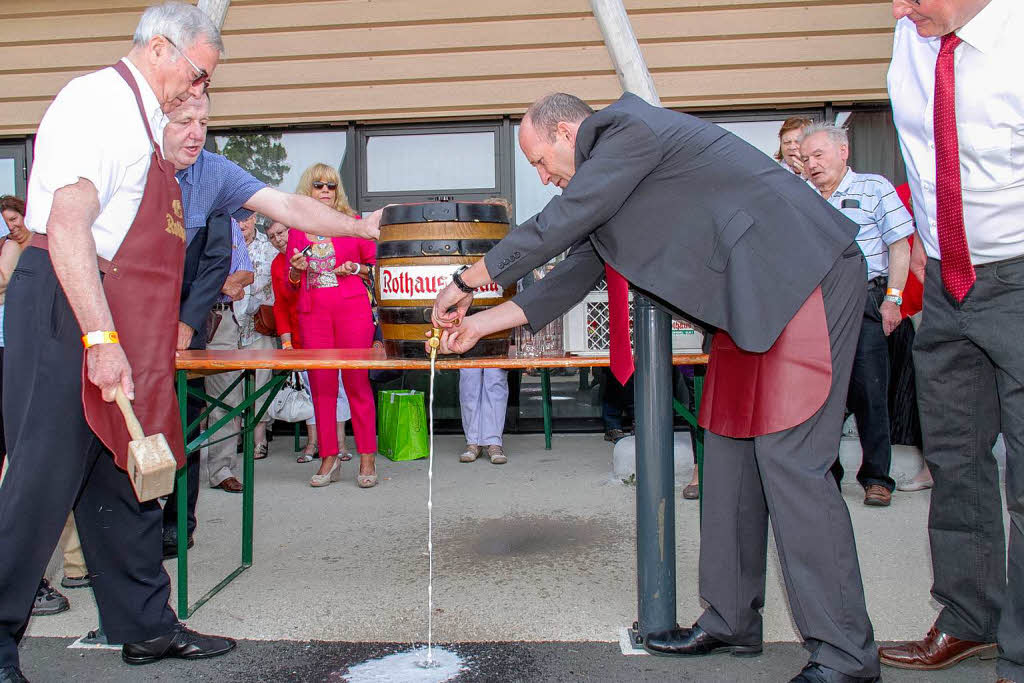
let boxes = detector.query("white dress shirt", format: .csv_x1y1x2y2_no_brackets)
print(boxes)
887,0,1024,264
25,58,168,262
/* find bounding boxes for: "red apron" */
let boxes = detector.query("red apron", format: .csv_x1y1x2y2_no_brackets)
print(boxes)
81,61,186,469
698,287,832,438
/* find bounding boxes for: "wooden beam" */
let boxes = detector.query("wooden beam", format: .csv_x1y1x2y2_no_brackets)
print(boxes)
198,0,231,30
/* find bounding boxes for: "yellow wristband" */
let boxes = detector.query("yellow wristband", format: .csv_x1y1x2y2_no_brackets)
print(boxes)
886,288,902,297
82,330,119,348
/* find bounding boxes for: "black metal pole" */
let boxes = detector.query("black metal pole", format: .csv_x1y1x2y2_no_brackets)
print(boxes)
633,293,676,638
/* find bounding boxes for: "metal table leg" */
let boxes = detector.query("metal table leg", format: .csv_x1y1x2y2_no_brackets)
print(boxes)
540,369,552,450
174,370,285,616
176,370,189,618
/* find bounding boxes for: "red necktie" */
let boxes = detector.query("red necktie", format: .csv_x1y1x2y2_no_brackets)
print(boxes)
605,264,634,385
934,32,975,301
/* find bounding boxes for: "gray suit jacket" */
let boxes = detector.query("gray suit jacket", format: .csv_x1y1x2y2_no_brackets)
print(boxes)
485,93,858,353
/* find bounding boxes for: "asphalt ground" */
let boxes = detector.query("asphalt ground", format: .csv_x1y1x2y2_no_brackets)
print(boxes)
18,637,996,682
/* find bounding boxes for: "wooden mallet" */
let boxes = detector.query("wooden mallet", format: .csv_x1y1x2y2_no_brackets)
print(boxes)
115,387,177,502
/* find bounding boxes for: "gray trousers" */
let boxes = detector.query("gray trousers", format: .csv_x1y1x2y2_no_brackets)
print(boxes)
459,368,508,446
914,257,1024,681
697,247,880,678
205,309,243,487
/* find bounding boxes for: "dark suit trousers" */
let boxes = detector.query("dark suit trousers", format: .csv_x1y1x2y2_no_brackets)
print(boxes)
0,249,177,668
697,247,879,678
843,279,896,491
914,257,1024,681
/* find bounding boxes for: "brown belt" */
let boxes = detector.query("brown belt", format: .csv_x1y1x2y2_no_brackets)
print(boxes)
30,232,116,275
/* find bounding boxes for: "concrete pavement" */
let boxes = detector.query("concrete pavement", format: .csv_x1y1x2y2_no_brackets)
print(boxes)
20,432,998,681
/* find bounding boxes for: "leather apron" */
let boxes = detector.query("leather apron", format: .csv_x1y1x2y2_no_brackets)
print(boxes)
698,287,832,438
81,61,186,469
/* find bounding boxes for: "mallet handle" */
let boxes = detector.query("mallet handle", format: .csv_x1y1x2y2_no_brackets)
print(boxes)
114,387,146,441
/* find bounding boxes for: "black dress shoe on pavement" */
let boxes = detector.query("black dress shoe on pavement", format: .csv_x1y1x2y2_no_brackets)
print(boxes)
0,666,29,683
643,623,762,657
162,535,195,560
789,662,880,682
122,624,236,665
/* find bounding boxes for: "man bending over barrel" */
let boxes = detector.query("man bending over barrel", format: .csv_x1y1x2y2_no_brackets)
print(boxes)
429,92,879,683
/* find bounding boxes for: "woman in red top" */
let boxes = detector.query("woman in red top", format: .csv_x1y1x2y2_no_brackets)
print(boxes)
269,220,320,462
287,164,377,488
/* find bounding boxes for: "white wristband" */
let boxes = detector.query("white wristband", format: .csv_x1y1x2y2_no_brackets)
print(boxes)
353,263,361,275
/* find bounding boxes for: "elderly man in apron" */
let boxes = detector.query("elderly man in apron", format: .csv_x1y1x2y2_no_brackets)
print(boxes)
0,5,236,679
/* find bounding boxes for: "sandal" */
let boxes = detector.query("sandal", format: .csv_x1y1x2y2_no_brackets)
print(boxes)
254,443,269,460
296,448,318,463
339,450,353,462
357,454,377,488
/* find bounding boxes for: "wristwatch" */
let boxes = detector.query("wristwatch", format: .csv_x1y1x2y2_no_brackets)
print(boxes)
884,287,903,306
451,265,475,294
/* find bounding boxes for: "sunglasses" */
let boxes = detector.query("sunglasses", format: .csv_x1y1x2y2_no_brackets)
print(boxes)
164,35,211,88
312,181,338,190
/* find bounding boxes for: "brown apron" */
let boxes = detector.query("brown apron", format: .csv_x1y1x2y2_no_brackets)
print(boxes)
81,61,186,469
698,287,832,438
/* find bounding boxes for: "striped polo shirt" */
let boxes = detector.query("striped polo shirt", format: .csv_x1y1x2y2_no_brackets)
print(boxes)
825,168,914,280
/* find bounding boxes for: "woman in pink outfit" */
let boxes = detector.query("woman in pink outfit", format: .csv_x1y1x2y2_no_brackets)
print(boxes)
286,163,378,488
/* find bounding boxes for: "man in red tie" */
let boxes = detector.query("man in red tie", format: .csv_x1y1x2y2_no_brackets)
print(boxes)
880,1,1024,680
431,92,879,683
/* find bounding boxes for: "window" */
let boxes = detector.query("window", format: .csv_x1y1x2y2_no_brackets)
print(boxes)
357,123,507,211
213,130,348,193
0,141,29,199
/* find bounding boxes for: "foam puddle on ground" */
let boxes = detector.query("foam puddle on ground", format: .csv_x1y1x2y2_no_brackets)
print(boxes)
341,647,465,682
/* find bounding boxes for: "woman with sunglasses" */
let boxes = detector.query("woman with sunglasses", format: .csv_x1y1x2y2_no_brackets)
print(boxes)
287,164,378,488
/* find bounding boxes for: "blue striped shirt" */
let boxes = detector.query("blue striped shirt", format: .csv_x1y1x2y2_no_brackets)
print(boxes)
175,149,266,246
217,218,254,303
825,169,914,280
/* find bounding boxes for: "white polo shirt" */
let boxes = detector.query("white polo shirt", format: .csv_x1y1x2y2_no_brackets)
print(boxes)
887,0,1024,264
25,58,168,261
825,168,915,280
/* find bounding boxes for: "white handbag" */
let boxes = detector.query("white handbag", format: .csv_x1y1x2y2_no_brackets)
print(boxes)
267,372,314,423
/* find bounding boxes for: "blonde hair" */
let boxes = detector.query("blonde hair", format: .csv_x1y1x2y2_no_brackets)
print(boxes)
295,163,356,216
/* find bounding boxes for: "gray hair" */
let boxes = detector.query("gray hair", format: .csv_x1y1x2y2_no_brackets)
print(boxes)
133,1,224,54
800,122,848,148
524,93,594,141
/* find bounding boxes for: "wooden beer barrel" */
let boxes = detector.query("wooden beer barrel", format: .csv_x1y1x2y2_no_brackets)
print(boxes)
376,201,516,358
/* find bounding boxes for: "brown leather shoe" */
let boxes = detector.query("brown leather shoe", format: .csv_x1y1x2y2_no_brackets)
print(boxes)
214,476,243,493
864,484,892,507
878,625,996,670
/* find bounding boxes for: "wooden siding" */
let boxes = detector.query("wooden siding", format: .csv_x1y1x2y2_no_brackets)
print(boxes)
0,0,896,135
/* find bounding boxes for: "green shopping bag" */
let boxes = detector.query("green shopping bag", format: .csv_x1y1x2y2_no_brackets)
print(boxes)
377,390,429,461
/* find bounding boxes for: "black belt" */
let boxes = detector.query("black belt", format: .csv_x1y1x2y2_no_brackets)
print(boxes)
867,275,887,289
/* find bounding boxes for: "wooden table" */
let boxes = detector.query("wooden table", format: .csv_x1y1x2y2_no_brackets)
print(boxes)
172,348,708,617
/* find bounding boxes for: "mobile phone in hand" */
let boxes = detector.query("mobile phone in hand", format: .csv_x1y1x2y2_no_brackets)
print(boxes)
301,245,313,258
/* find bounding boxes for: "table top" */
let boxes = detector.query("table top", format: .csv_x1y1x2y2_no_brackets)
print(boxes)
175,348,708,371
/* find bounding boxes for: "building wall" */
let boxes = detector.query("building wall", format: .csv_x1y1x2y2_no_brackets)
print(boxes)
0,0,896,135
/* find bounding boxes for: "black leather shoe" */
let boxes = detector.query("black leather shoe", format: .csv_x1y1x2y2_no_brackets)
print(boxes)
643,623,762,657
162,535,195,560
790,662,880,682
0,666,29,683
122,624,236,665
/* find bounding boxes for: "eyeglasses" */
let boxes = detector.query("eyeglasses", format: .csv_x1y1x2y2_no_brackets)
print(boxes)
312,181,338,190
163,36,211,88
